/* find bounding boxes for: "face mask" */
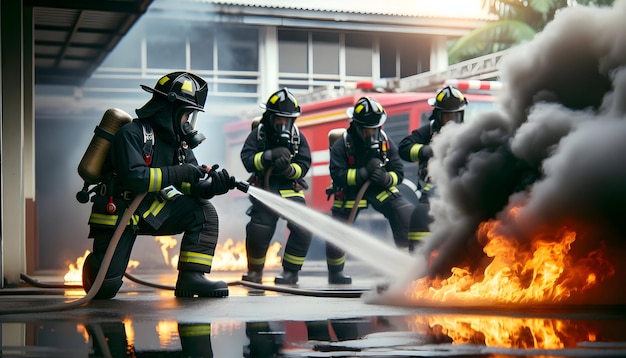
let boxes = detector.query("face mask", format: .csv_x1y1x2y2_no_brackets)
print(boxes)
271,115,294,146
358,127,381,154
179,110,206,149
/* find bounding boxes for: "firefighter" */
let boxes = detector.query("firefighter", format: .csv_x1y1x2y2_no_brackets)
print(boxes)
328,97,414,283
398,85,468,251
240,88,313,285
82,71,237,299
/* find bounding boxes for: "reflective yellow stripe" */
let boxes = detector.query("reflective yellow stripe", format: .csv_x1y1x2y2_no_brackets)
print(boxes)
248,256,265,265
181,182,191,195
254,152,266,171
347,168,357,185
375,187,399,202
327,256,346,266
178,324,211,337
333,199,368,208
283,253,305,265
179,251,213,266
88,212,138,226
279,189,304,198
143,199,166,218
410,143,423,162
286,163,302,180
148,168,162,192
389,171,399,186
409,232,429,241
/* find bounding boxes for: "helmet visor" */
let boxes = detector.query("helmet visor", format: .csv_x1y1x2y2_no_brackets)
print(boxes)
440,111,464,126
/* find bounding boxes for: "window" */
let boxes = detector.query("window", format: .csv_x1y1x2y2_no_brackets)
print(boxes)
217,26,259,71
190,27,215,71
145,23,186,69
278,30,308,73
312,32,339,75
345,33,372,77
379,36,398,78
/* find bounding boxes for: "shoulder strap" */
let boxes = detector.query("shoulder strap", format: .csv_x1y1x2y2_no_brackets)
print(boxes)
291,124,300,154
140,121,154,165
257,123,266,150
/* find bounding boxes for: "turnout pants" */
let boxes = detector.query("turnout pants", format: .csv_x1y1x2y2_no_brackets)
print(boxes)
84,195,219,298
245,195,312,273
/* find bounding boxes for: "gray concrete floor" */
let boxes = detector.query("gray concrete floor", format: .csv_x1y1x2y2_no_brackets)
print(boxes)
1,261,626,357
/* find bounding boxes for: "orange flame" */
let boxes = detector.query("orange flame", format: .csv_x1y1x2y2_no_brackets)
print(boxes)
64,251,140,284
409,207,614,305
406,315,598,349
158,235,282,271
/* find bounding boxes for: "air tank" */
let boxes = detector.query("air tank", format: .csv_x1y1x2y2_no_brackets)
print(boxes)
78,108,132,184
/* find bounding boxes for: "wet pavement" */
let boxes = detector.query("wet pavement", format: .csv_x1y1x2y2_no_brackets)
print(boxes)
1,261,626,357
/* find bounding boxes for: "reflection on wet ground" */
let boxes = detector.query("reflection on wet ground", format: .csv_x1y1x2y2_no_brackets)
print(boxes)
1,267,626,357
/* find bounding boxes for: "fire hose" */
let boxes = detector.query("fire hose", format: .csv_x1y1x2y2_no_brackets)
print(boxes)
2,179,371,314
0,192,147,315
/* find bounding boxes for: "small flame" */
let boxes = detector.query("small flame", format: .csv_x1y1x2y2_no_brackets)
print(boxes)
156,320,179,347
157,235,282,271
409,207,615,305
64,251,140,284
64,250,90,284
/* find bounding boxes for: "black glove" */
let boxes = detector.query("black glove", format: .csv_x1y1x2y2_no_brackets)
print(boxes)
166,163,206,185
358,167,369,181
366,158,383,175
190,169,235,199
210,168,236,195
370,168,393,187
418,145,433,161
262,147,291,166
273,155,291,173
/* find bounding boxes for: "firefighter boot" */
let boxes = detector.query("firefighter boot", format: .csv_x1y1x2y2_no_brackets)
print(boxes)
274,269,299,285
328,271,352,285
241,270,263,284
175,271,229,298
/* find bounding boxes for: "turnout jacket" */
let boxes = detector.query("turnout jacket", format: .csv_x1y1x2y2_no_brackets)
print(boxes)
89,118,199,231
329,128,404,203
240,124,312,194
398,124,432,183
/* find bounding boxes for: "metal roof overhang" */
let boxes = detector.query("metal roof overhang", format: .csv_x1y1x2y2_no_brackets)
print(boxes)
25,0,153,86
150,1,490,37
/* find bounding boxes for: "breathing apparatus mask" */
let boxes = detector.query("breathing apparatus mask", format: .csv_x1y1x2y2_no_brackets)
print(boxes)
347,96,387,155
138,71,208,149
175,106,206,149
269,114,295,147
428,85,467,133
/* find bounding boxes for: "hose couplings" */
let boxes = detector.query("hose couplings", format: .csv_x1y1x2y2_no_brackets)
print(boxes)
235,181,250,193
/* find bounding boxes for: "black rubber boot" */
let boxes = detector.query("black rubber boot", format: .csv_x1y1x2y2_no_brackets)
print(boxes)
274,269,299,285
241,270,263,284
328,271,352,285
175,271,229,298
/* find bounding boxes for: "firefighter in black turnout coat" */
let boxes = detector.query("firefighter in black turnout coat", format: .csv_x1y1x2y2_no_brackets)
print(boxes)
240,88,313,285
328,97,413,283
82,72,236,299
398,85,468,251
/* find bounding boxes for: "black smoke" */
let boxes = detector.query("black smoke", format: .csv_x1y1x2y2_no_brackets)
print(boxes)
418,0,626,303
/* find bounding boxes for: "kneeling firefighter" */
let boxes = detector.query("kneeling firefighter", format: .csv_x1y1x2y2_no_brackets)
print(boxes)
240,88,313,285
81,71,236,299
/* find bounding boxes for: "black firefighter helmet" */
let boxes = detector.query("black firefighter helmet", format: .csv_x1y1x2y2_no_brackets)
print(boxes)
261,88,301,145
428,85,468,133
347,97,386,150
136,71,208,148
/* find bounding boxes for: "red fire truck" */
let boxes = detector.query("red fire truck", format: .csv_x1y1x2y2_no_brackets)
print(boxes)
224,79,501,213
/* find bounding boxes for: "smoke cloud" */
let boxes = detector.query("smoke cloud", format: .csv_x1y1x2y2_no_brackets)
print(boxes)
413,0,626,303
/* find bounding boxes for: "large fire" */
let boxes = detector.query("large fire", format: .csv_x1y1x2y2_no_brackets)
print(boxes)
408,207,615,305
